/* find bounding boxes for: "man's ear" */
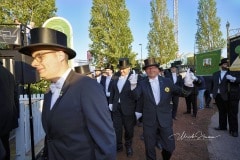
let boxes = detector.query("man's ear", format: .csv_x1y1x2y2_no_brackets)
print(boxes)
57,51,67,61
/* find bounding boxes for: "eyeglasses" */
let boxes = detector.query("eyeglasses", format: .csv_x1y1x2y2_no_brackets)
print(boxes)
32,51,55,63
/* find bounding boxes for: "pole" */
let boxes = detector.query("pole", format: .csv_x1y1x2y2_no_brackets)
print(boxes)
27,84,35,160
139,44,142,71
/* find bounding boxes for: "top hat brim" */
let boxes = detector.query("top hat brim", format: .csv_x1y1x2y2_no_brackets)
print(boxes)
117,64,130,69
219,62,228,66
19,43,76,60
143,64,159,70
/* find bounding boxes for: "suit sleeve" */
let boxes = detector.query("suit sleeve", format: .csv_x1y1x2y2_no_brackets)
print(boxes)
80,78,116,160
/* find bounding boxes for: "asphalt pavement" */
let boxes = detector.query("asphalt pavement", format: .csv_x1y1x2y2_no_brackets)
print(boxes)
207,105,240,160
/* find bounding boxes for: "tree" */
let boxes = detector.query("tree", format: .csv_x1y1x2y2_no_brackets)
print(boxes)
147,0,178,65
89,0,135,68
0,0,56,27
195,0,225,53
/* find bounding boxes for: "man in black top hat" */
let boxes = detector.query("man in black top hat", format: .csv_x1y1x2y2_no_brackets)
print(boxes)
212,58,240,137
19,27,116,159
108,58,136,157
131,57,189,160
104,63,116,104
74,64,93,78
165,63,183,120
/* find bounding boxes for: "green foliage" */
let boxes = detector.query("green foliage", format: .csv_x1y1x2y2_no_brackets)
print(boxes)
187,56,194,65
0,0,57,27
195,0,225,53
147,0,178,65
89,0,136,68
30,79,50,94
0,0,56,93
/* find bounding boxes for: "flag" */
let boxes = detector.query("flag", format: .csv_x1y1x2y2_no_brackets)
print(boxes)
195,49,221,76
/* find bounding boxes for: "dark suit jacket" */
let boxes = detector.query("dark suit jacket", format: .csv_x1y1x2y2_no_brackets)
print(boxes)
42,71,116,160
133,76,185,128
0,65,19,136
165,72,183,88
109,73,136,116
212,70,240,101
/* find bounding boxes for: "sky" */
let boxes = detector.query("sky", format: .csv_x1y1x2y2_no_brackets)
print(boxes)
55,0,240,61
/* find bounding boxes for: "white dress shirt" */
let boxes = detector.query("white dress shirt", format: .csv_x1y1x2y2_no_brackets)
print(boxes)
50,68,71,109
149,76,160,105
117,75,128,102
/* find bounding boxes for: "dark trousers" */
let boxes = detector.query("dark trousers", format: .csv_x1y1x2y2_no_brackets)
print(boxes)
112,103,135,148
228,100,239,132
215,94,228,129
0,133,10,160
143,121,174,160
204,90,212,107
185,93,197,115
0,140,6,160
172,96,179,118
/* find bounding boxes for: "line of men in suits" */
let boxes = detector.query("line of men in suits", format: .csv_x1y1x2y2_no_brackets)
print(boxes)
82,58,189,160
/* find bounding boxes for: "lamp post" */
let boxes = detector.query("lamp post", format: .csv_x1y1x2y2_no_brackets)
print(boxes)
226,21,230,60
139,43,142,71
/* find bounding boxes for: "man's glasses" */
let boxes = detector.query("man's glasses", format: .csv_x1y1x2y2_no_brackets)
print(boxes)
32,51,55,63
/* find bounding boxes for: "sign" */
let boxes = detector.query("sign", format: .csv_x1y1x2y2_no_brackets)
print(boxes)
229,35,240,71
195,49,221,76
0,25,21,45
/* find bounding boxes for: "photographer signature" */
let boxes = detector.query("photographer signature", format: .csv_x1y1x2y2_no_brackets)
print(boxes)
169,131,221,141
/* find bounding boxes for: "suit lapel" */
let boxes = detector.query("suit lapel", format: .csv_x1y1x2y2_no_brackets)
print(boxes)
50,70,74,112
158,76,163,105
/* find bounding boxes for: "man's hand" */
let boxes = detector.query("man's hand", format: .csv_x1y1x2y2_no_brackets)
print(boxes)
108,104,113,111
129,70,138,90
135,112,142,120
226,75,236,82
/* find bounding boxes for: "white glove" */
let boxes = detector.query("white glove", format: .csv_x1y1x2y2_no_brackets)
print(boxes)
210,94,213,98
135,112,142,120
226,75,236,82
106,92,110,97
108,104,113,111
192,75,198,81
129,70,138,90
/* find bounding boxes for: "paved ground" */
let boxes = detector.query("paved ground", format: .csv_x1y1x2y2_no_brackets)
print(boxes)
10,99,240,160
208,107,240,160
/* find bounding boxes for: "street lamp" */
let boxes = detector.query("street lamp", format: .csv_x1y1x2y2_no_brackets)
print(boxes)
139,43,142,71
226,21,230,60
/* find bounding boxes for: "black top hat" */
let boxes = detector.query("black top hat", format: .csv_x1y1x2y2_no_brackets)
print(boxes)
143,58,159,70
19,27,76,59
94,67,102,71
75,64,92,75
118,58,130,69
105,63,114,71
219,58,229,66
171,63,177,68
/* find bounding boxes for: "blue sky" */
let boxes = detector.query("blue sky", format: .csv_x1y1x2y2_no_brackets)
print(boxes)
55,0,240,61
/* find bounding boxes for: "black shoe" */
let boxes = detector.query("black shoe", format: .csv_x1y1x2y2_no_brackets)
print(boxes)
117,146,123,152
183,111,191,114
231,131,238,137
172,117,178,120
214,127,227,131
126,146,133,157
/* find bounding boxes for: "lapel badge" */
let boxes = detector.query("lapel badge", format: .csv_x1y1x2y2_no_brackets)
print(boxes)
165,87,170,92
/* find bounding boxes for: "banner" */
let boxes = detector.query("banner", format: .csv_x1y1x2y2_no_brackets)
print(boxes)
229,35,240,71
0,25,21,45
195,49,221,76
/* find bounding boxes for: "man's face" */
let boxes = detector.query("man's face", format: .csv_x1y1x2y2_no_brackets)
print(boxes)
221,63,229,70
171,67,177,73
120,67,130,77
95,70,102,77
145,66,159,78
31,50,61,81
105,69,113,76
